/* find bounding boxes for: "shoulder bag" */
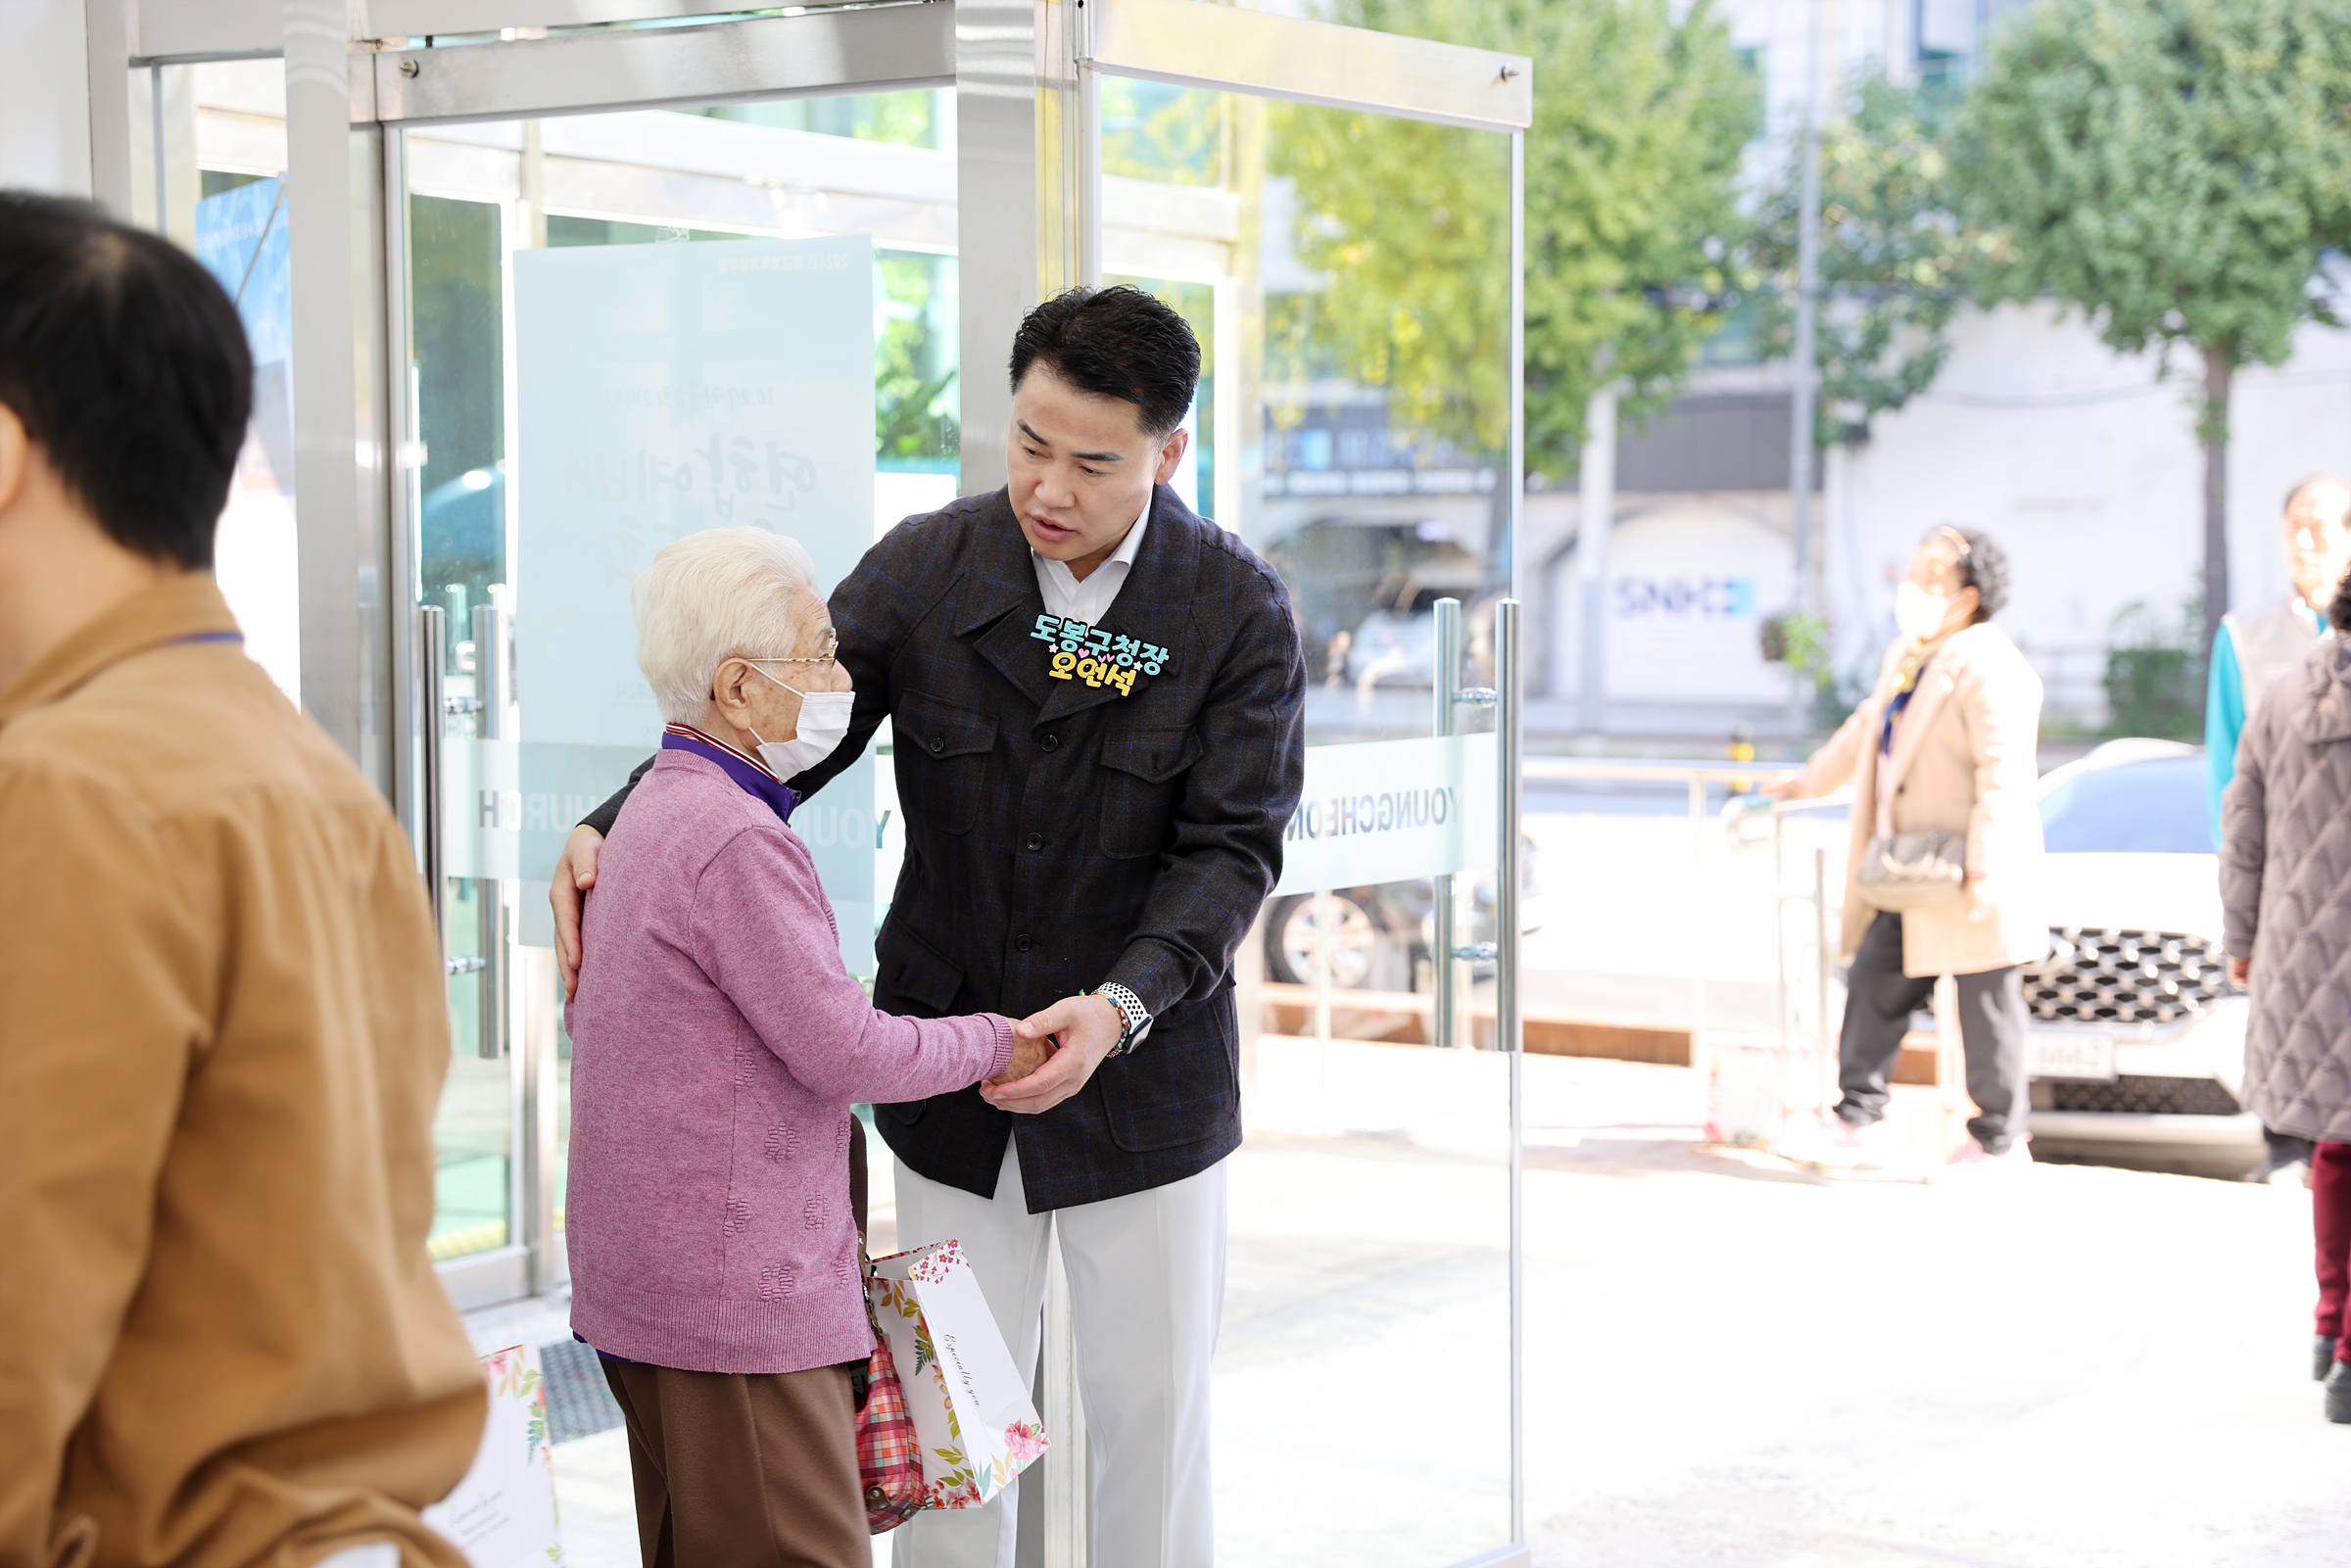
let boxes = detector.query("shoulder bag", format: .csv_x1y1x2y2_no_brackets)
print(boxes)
1853,831,1965,912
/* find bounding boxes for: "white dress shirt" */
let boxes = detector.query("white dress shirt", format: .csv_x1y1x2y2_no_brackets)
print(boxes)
1032,502,1149,625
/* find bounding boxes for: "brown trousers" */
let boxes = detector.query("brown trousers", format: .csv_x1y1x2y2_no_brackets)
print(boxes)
600,1358,868,1568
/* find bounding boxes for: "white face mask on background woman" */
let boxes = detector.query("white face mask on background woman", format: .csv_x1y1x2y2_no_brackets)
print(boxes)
1894,580,1952,641
747,665,856,778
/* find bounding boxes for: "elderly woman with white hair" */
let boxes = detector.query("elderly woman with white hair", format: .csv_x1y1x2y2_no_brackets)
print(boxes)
564,527,1045,1568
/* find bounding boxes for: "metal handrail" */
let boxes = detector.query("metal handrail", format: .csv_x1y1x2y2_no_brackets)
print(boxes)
1522,757,1800,784
1516,756,1815,1066
1738,788,1856,1122
1514,755,1852,1121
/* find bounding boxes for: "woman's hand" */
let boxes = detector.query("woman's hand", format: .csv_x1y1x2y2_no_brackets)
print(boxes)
985,1028,1056,1086
551,826,606,1001
1961,873,1993,922
2229,955,2252,988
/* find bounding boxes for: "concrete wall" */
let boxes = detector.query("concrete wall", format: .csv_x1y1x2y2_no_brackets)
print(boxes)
0,0,93,198
1824,300,2351,720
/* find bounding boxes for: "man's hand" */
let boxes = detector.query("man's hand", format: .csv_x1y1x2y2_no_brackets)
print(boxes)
981,994,1126,1115
2229,955,2252,988
552,825,605,1002
984,1027,1056,1087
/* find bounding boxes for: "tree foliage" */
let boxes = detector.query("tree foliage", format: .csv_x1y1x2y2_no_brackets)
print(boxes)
1269,100,1514,458
1960,0,2351,389
1275,0,1756,480
1959,0,2351,651
1747,77,2009,448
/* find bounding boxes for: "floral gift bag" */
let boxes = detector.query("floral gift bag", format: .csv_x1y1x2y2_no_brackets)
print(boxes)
421,1345,562,1568
867,1240,1049,1510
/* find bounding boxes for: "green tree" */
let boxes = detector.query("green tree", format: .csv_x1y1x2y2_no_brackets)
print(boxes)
1748,76,2008,448
1277,0,1757,478
1959,0,2351,663
2101,596,2205,740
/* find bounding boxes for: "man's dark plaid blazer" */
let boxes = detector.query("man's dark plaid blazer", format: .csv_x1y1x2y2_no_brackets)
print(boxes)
583,485,1307,1212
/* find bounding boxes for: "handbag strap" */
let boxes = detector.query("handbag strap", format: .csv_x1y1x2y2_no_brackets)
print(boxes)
849,1113,869,1244
848,1114,883,1411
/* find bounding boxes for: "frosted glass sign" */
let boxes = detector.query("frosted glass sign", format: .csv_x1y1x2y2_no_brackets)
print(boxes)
1271,734,1497,896
513,236,879,971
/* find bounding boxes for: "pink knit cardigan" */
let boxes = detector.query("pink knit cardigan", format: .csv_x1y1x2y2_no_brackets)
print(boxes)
564,749,1011,1373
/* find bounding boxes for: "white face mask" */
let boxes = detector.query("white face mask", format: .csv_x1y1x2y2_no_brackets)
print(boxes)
1894,580,1951,641
745,664,856,779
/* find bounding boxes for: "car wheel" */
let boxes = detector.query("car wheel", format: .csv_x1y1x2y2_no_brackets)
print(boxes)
1266,892,1409,993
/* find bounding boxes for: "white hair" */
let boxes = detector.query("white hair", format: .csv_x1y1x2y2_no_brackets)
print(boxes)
632,527,820,723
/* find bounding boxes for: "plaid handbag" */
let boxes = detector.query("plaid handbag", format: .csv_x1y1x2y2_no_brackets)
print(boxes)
856,1307,927,1532
849,1115,926,1533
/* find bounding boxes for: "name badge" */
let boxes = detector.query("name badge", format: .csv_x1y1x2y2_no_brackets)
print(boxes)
1028,613,1171,696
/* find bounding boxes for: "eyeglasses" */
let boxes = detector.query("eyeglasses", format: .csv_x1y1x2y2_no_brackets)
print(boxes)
745,630,839,671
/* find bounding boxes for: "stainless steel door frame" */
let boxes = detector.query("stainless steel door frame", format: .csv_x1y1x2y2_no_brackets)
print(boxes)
365,6,954,126
305,4,973,1312
1087,0,1532,132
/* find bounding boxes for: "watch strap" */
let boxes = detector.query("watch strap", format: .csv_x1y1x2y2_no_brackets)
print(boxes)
1089,982,1152,1055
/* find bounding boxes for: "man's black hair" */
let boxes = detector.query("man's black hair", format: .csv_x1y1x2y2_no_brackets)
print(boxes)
1945,526,2009,622
1008,285,1200,440
0,191,252,570
2329,566,2351,636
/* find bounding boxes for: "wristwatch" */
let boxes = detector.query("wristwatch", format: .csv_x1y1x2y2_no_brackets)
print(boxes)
1087,982,1153,1055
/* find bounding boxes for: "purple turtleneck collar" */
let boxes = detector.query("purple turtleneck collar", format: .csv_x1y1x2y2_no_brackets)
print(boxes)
661,723,801,825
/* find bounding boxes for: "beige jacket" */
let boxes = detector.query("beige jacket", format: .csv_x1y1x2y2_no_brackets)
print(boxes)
0,577,483,1568
1793,621,2048,977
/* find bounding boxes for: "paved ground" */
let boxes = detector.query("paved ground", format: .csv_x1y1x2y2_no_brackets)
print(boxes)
1513,1058,2348,1568
475,1049,2351,1568
462,791,2346,1565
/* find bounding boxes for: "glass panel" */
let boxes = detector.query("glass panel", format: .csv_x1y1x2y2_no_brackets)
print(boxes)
398,94,956,1272
1101,83,1516,1564
168,61,301,708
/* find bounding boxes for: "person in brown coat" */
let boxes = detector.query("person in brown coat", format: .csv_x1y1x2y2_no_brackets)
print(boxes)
2220,569,2351,1423
1775,526,2048,1172
0,194,485,1568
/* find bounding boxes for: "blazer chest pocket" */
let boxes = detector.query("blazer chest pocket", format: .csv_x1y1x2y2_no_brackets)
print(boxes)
894,694,994,836
1097,728,1202,859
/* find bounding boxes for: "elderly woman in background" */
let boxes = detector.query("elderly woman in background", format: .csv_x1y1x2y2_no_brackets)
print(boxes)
565,527,1047,1568
2221,570,2351,1425
1774,526,2047,1173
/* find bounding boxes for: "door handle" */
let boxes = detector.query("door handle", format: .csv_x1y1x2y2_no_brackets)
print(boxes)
416,604,446,937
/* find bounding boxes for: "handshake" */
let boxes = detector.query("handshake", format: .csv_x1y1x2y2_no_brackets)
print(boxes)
977,992,1127,1115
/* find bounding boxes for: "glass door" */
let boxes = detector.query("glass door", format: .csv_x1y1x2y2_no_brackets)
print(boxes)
379,21,958,1308
1077,10,1530,1564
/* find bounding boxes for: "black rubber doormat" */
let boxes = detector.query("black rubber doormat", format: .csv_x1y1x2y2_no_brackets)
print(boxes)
538,1339,626,1444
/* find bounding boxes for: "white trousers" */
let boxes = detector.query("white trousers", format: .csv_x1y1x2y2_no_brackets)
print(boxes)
888,1142,1226,1568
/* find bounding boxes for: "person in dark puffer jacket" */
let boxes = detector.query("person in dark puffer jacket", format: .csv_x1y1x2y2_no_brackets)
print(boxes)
2222,565,2351,1423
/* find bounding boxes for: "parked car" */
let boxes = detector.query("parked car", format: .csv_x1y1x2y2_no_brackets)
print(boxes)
2020,737,2263,1175
1262,835,1540,995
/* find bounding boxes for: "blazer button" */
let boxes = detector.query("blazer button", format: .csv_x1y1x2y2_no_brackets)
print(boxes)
1039,733,1061,752
1025,832,1043,852
1013,932,1032,953
928,735,944,755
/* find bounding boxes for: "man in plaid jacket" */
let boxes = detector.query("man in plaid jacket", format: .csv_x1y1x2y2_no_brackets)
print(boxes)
552,286,1305,1566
